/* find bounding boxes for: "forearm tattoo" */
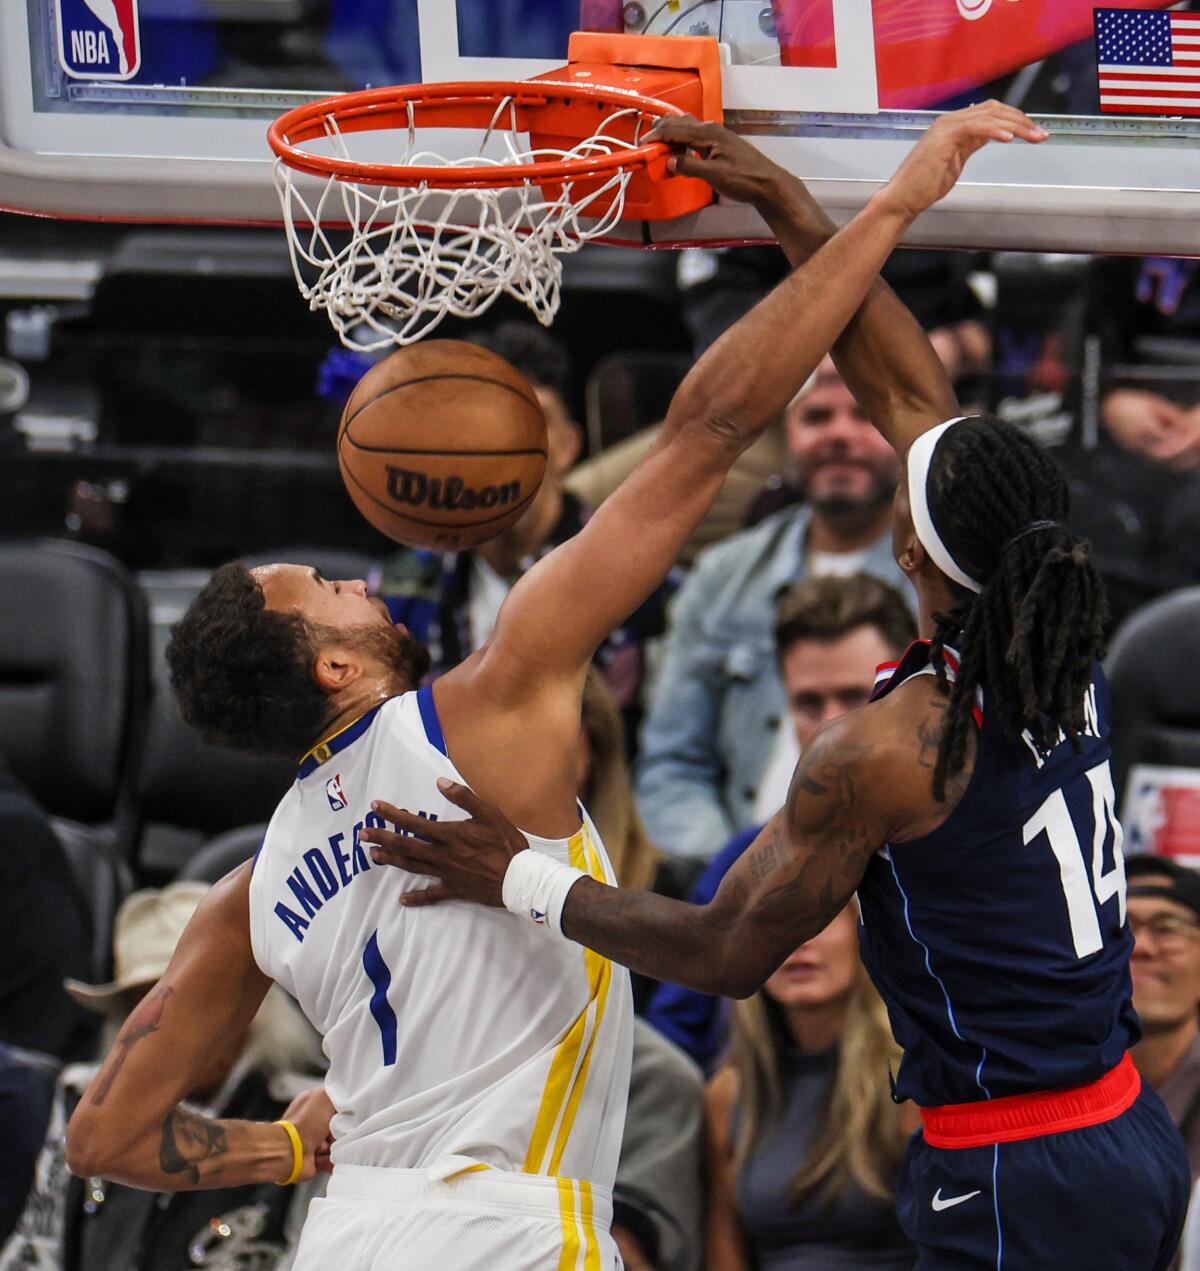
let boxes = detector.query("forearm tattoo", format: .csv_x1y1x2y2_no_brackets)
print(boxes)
159,1109,230,1184
90,986,173,1107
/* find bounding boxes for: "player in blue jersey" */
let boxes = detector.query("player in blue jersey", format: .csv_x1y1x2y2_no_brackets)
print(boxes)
362,123,1192,1268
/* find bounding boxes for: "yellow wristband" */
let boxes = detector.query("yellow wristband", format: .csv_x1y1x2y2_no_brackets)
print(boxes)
273,1119,304,1187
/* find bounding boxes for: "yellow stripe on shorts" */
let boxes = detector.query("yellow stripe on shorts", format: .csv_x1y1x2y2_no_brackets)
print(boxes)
579,1179,601,1271
557,1177,582,1271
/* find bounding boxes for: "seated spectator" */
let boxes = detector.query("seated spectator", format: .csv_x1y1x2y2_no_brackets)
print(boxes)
376,322,673,744
676,246,990,381
614,1019,705,1271
0,1046,52,1245
1101,386,1200,473
0,755,96,1066
1057,255,1200,627
703,902,916,1270
0,883,327,1271
1050,386,1200,631
636,366,913,859
578,669,702,1010
646,573,916,1067
1128,856,1200,1177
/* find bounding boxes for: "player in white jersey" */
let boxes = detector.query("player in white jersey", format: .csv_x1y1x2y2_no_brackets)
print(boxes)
62,106,1029,1269
249,691,632,1265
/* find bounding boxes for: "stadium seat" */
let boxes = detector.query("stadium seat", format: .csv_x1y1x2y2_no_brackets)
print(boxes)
178,823,267,885
1105,586,1200,813
0,539,150,852
583,351,691,455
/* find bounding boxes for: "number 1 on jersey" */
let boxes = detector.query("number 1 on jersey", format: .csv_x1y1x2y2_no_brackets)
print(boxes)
1022,760,1127,959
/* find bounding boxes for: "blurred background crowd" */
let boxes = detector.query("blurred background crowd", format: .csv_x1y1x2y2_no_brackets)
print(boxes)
2,211,1200,1271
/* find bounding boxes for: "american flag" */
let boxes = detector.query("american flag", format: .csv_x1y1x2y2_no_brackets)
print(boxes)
1095,7,1200,116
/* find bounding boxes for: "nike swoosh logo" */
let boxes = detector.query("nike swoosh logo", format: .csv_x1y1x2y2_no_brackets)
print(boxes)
931,1188,982,1212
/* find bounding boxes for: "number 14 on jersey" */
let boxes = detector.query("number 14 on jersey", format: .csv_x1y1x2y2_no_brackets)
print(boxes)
1023,760,1127,960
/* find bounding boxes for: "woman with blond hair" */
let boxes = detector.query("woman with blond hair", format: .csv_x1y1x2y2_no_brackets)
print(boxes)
704,902,916,1270
578,669,700,1011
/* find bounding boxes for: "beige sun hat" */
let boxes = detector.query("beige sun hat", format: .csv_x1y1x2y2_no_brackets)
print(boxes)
64,881,209,1014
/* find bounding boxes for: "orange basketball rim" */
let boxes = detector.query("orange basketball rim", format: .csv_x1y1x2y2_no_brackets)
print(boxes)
267,33,724,350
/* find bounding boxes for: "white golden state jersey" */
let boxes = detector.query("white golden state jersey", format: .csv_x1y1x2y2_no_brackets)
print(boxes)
248,687,634,1187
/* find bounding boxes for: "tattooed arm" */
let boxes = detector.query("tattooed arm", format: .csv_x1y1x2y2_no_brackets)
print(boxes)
66,863,332,1191
554,715,897,997
364,696,948,998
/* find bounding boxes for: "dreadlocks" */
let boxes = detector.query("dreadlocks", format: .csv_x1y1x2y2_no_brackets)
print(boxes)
922,417,1109,800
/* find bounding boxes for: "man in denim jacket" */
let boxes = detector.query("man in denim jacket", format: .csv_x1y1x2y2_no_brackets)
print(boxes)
635,360,912,858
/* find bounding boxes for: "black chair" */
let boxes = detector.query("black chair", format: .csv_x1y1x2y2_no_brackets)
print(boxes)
584,352,691,455
1106,586,1200,812
0,540,147,970
0,540,149,846
178,823,268,885
52,818,132,985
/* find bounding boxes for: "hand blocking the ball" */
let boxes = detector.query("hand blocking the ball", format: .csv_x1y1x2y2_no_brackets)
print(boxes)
337,340,549,551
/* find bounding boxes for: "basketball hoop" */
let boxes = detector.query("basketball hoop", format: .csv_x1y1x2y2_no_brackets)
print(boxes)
268,34,723,350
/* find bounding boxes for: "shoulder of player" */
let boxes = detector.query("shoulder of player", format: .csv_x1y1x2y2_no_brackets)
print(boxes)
181,861,254,949
790,691,941,832
167,862,270,993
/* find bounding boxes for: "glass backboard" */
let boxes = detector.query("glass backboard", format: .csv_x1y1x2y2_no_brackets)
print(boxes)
1,0,1198,253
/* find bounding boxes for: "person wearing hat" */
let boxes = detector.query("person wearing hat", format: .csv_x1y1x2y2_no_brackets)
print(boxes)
1128,855,1200,1181
1,883,329,1271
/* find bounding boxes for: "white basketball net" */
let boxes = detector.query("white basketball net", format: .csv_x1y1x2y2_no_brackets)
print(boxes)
274,94,646,351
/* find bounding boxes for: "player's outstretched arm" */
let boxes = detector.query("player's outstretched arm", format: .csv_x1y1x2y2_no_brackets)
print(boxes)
463,107,1029,699
363,708,904,997
65,865,333,1191
652,104,1046,456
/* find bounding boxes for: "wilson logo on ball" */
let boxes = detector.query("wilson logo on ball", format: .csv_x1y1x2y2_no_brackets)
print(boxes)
386,468,522,512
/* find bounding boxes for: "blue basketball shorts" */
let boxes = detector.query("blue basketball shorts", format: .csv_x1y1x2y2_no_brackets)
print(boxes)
898,1074,1190,1269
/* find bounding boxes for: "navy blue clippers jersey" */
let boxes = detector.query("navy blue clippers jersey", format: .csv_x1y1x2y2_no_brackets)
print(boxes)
857,641,1139,1108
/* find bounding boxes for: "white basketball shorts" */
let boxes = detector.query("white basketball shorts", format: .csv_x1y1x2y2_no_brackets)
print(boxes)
290,1160,621,1270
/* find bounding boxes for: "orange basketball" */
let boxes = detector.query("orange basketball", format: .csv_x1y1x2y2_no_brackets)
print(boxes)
337,340,548,551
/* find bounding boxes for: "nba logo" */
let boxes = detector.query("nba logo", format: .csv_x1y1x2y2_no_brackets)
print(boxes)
55,0,141,81
326,774,348,812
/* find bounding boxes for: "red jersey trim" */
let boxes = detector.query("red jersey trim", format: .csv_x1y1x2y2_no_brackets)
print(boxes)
872,640,984,729
920,1052,1140,1149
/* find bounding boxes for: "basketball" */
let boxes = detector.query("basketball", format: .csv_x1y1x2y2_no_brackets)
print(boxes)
337,340,548,551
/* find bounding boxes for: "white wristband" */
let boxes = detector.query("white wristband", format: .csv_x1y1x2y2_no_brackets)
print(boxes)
502,850,586,936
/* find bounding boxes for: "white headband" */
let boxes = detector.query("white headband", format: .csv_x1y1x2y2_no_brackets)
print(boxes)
907,417,982,594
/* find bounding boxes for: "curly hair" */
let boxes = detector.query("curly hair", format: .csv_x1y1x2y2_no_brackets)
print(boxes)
922,417,1109,799
166,561,333,758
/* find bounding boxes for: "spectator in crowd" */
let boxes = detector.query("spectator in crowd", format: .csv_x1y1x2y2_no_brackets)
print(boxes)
576,673,714,1270
636,364,912,859
676,245,991,378
0,1046,52,1245
0,755,96,1066
0,883,327,1271
614,1019,706,1271
1042,255,1200,628
1127,855,1200,1177
647,573,916,1067
703,901,916,1270
578,668,702,1010
376,322,673,744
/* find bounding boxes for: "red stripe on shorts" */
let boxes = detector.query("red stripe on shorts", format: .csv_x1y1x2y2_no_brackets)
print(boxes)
920,1052,1141,1148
